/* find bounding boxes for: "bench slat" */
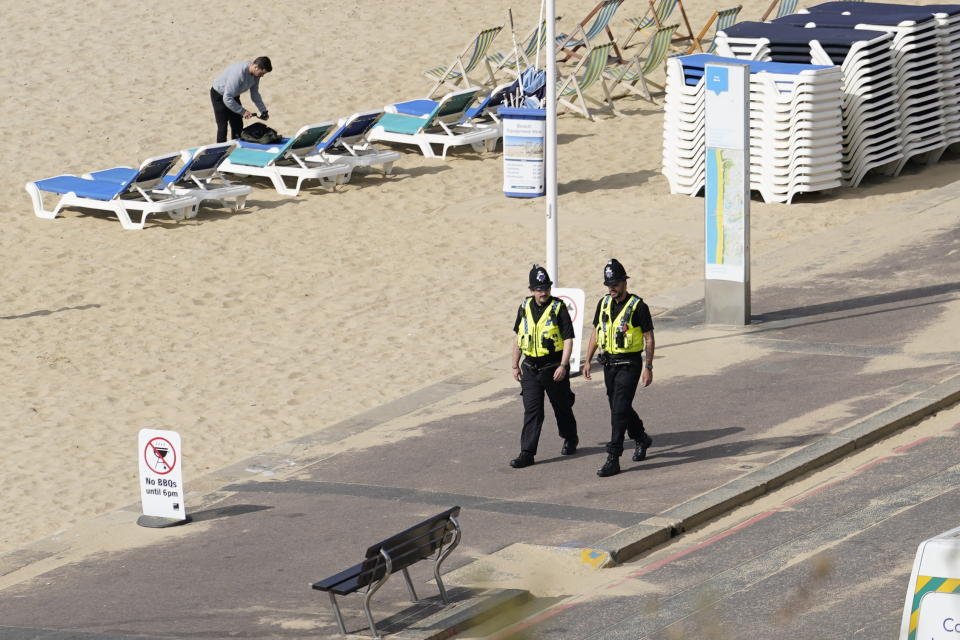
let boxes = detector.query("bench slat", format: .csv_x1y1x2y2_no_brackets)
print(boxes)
312,507,461,596
311,561,367,595
365,506,460,562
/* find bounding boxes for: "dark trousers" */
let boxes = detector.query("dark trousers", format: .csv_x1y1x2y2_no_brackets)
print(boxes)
603,361,646,456
211,88,244,143
519,360,578,456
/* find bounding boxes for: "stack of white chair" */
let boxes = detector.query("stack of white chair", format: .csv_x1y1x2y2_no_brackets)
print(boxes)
930,5,960,152
661,54,844,203
662,57,707,196
748,61,844,203
790,3,950,174
716,22,904,187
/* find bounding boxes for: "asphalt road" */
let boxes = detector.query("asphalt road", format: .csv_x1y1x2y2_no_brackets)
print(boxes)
465,402,960,640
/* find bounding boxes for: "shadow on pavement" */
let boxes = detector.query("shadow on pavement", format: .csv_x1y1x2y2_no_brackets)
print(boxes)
630,433,825,473
755,281,960,324
188,504,273,523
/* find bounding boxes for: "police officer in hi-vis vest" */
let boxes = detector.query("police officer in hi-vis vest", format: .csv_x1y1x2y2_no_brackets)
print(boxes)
509,264,579,469
584,259,655,477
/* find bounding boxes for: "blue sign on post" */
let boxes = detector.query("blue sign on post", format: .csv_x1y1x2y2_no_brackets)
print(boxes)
499,107,546,197
706,66,729,95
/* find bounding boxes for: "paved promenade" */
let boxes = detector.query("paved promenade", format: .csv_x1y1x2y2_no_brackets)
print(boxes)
1,180,958,639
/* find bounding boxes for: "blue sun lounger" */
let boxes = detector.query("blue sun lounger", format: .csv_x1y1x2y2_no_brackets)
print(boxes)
367,87,501,159
85,142,252,214
25,153,198,230
390,82,514,123
721,21,891,63
217,122,353,196
305,111,401,174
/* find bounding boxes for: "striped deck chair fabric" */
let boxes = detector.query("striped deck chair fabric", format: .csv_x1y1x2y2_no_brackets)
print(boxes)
760,0,799,21
488,21,548,78
605,24,678,103
776,0,799,18
707,6,742,52
622,0,679,48
687,5,741,54
424,27,502,96
557,42,620,120
557,0,624,59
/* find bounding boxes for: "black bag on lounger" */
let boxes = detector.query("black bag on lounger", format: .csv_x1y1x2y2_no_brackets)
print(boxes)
239,122,282,144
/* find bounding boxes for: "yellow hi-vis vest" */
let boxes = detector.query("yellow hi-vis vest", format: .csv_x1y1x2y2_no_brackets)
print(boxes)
517,298,564,357
597,294,645,355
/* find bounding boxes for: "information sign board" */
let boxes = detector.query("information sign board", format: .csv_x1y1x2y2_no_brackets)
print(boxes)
500,107,546,198
704,61,751,325
138,428,187,523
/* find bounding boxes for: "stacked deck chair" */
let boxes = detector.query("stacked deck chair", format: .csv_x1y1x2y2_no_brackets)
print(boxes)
715,22,904,187
786,3,952,172
217,123,352,196
25,152,198,230
83,142,251,214
927,4,960,154
662,55,708,195
748,59,844,203
662,54,844,203
305,110,401,175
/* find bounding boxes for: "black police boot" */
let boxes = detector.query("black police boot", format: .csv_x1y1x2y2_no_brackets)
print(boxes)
597,454,620,477
633,433,653,462
510,452,535,468
561,439,578,455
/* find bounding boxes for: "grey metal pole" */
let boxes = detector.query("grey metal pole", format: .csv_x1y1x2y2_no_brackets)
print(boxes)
546,0,559,286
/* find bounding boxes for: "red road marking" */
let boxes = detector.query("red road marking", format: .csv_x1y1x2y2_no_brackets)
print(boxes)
852,456,892,475
485,433,936,637
894,436,932,453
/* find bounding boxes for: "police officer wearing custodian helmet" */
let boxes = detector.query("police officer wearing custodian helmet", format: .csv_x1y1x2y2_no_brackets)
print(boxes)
584,259,655,477
509,265,579,468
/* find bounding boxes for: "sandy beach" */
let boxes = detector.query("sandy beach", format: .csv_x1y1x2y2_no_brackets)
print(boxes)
3,0,959,555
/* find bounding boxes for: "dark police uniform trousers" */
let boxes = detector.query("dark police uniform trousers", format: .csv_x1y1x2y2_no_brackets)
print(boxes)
520,358,578,455
603,358,645,456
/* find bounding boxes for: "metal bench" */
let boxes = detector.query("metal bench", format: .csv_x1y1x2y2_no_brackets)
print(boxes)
311,506,462,638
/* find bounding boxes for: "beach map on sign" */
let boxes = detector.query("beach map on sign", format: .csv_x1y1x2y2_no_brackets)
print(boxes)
705,147,745,280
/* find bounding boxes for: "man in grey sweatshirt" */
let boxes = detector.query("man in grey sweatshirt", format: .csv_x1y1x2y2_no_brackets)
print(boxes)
210,56,272,143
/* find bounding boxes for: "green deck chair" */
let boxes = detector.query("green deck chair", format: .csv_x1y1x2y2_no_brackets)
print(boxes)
776,0,799,17
605,24,678,103
424,26,503,97
687,5,741,54
621,0,679,49
487,20,548,79
557,42,620,120
556,0,625,62
760,0,798,21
